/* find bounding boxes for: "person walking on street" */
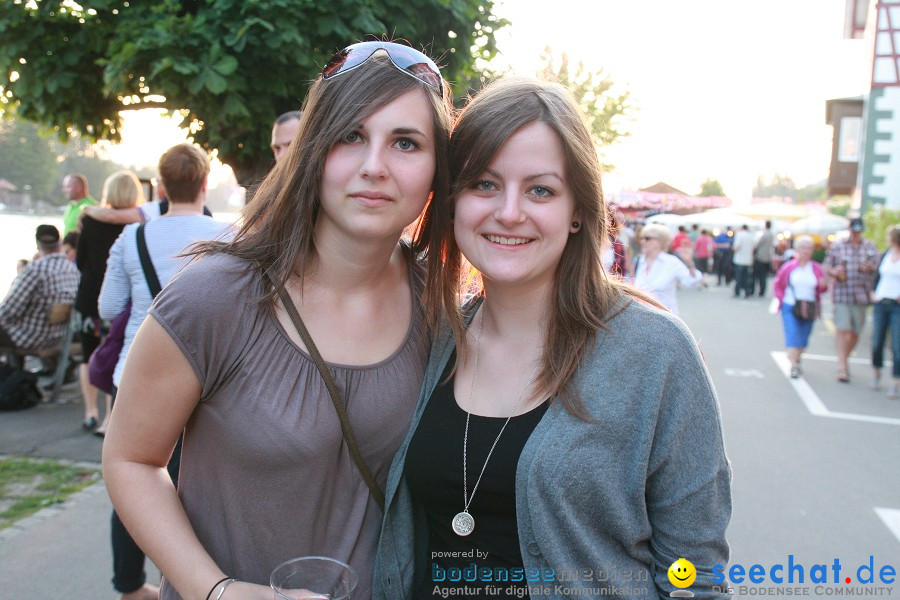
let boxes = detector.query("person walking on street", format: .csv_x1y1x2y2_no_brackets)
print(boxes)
753,220,775,296
714,227,734,286
871,224,900,398
732,224,755,298
823,217,878,383
632,223,703,314
773,236,828,379
694,228,714,277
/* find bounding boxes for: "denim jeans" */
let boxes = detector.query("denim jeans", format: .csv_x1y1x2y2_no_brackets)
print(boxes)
872,300,900,378
734,264,753,297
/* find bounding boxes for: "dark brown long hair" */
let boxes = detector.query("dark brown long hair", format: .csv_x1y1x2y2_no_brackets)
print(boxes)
196,53,453,301
417,78,660,418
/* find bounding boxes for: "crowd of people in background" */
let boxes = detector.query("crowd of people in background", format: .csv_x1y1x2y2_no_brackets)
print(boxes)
606,212,899,398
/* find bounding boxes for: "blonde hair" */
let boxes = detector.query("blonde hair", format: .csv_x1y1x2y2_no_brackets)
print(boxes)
888,224,900,247
102,170,143,209
639,223,673,248
793,235,814,250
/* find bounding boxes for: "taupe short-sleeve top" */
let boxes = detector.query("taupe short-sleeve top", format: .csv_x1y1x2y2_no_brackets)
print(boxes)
149,251,427,600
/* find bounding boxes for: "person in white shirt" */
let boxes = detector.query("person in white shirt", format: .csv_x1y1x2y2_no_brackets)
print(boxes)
632,223,702,314
871,225,900,398
731,224,756,298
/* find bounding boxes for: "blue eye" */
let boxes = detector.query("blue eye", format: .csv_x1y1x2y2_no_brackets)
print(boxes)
343,131,361,143
473,180,497,192
531,185,553,198
395,138,418,151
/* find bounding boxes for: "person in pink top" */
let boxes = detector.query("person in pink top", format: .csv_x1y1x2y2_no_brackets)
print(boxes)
773,236,829,379
694,228,714,275
671,225,691,253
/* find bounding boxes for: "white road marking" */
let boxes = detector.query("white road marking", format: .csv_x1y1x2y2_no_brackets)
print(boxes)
771,351,900,427
874,507,900,545
800,353,893,367
724,368,765,378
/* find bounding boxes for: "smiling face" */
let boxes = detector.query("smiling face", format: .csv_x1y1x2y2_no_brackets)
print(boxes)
317,88,436,244
668,558,697,589
453,120,578,295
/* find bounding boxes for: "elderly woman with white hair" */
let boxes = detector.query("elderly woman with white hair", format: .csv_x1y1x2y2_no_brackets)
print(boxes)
631,222,702,314
773,235,829,378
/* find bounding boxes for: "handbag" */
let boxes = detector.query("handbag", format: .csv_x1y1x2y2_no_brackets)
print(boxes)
788,280,817,321
792,299,817,321
0,363,41,411
277,287,386,511
88,301,130,394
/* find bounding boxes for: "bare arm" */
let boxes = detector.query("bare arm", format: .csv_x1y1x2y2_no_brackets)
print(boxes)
102,316,271,600
82,205,142,225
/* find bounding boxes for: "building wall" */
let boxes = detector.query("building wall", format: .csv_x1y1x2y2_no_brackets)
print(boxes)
860,0,900,210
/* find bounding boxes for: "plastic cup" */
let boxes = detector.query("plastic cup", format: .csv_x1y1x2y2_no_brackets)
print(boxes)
270,556,358,600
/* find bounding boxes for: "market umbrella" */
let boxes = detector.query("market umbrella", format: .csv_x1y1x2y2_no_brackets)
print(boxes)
787,214,849,236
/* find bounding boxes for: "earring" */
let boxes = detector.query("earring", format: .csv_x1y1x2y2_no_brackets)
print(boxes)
571,221,581,230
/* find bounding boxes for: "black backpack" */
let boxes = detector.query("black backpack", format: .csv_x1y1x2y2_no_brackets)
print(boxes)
0,363,41,410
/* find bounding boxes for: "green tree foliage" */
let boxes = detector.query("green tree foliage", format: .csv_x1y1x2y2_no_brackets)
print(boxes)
698,178,725,197
863,205,900,252
0,118,58,200
752,173,797,200
795,181,826,204
537,48,635,171
0,0,507,184
0,116,124,205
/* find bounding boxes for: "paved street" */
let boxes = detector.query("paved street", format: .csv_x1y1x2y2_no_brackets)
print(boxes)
1,279,898,598
678,281,900,586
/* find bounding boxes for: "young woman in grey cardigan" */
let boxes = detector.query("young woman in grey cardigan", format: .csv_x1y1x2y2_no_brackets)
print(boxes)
374,78,732,599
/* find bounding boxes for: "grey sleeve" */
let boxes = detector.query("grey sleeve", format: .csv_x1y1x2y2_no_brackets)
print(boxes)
645,321,732,599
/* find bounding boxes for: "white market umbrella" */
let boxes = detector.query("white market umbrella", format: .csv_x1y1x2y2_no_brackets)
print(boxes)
679,209,761,231
788,214,849,236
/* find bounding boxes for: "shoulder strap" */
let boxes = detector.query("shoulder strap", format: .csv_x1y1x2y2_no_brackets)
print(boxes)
136,223,163,298
276,288,385,511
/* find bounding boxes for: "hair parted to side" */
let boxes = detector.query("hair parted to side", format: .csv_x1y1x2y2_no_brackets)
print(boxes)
420,77,661,419
102,170,144,209
158,143,209,204
196,51,453,303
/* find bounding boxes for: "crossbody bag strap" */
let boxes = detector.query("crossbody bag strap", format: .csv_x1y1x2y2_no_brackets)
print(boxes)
136,223,163,299
276,288,385,511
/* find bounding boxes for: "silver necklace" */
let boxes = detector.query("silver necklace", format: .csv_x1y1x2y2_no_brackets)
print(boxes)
452,306,541,537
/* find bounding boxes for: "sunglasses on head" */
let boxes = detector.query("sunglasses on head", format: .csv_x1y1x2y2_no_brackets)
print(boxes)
322,41,443,94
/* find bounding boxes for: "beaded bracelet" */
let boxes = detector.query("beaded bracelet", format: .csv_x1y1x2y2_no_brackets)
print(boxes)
216,579,238,600
206,577,231,600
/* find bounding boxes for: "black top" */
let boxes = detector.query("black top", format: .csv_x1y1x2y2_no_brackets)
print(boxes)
75,216,125,316
405,351,548,599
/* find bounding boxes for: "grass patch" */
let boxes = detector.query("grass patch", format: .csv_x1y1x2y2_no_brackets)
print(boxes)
0,456,101,530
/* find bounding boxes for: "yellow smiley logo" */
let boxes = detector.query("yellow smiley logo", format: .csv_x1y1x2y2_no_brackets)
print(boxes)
668,558,697,588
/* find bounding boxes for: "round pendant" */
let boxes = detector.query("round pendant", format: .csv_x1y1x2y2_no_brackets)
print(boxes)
452,511,475,536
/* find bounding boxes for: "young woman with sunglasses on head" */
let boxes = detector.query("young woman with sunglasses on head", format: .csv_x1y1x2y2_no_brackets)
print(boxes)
103,42,452,600
374,78,731,599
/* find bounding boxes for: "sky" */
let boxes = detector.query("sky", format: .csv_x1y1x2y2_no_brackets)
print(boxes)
106,0,870,204
491,0,869,201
